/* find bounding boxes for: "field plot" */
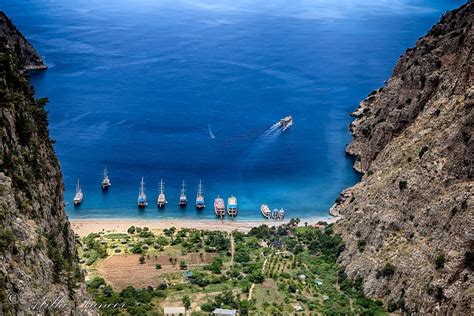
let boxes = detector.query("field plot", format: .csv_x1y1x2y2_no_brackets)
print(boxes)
98,252,217,289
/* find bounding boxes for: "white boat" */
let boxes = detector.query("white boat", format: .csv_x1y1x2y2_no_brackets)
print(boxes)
137,177,147,207
261,204,271,219
179,180,187,206
227,195,238,217
157,179,167,208
279,115,293,130
278,208,285,220
73,180,83,205
214,196,225,219
101,165,111,190
196,180,205,209
272,208,279,220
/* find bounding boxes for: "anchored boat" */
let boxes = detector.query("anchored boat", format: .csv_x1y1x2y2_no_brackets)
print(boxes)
214,196,225,219
196,180,205,209
137,177,147,207
279,115,293,130
73,179,83,205
271,208,280,220
227,195,238,217
101,165,111,190
261,204,271,219
278,208,285,220
179,180,187,206
157,179,167,208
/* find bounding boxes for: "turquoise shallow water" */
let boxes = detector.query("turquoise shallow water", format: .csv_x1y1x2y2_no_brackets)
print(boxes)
3,0,463,220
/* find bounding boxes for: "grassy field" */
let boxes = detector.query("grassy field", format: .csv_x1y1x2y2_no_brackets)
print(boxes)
79,221,386,315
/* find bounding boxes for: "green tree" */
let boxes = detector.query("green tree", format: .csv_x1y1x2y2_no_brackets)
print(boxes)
183,294,191,310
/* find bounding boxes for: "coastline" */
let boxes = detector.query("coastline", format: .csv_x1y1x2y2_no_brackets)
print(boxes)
70,215,339,236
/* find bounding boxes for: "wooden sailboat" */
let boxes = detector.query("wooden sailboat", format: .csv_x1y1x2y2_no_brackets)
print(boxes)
101,165,111,190
73,179,83,205
137,177,147,207
227,195,238,217
179,180,187,206
157,179,167,208
196,180,205,209
214,196,225,219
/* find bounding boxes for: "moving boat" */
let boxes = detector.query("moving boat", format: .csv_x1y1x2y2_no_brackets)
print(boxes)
278,208,285,220
227,195,238,217
279,115,293,130
157,179,167,208
261,204,271,219
214,196,225,219
73,179,83,205
196,180,205,209
101,165,111,190
137,177,147,207
179,180,187,206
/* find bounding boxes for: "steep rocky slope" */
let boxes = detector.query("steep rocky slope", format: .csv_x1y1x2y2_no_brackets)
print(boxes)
0,12,46,71
331,2,473,314
0,13,88,314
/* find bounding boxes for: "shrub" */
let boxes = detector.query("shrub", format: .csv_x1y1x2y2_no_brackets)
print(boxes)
139,255,145,264
399,180,407,190
0,228,15,253
381,263,395,278
127,226,136,234
435,255,445,269
357,239,366,253
248,271,264,283
155,264,161,269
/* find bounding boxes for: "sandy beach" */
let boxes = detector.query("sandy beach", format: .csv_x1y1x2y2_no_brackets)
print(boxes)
70,216,339,237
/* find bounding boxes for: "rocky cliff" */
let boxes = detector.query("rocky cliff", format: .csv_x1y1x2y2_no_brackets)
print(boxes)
331,2,473,314
0,13,88,314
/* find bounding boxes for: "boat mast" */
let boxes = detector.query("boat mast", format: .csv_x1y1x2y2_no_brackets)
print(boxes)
76,179,81,193
103,165,108,178
181,180,186,195
198,180,203,197
140,177,145,195
160,179,164,194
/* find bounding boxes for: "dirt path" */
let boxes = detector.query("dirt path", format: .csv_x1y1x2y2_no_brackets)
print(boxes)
248,257,268,301
230,233,235,266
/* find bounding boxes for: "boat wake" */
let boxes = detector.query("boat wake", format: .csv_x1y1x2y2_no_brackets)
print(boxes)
208,124,216,139
240,122,283,172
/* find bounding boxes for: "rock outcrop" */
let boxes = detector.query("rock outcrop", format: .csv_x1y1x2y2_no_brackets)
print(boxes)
0,13,88,314
331,2,473,314
0,12,47,71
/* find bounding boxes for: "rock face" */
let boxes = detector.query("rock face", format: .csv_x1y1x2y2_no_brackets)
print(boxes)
0,12,47,71
331,2,473,314
0,13,88,314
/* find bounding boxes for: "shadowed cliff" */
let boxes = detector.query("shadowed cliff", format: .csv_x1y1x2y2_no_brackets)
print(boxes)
0,12,89,314
331,2,473,314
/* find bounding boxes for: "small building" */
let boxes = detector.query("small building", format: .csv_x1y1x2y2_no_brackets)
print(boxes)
298,274,306,281
315,279,323,287
213,308,237,316
322,294,329,301
164,306,186,316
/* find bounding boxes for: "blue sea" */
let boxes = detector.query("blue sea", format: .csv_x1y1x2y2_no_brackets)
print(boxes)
3,0,463,220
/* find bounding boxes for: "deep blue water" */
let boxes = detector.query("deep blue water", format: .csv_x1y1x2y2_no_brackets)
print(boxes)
3,0,463,220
